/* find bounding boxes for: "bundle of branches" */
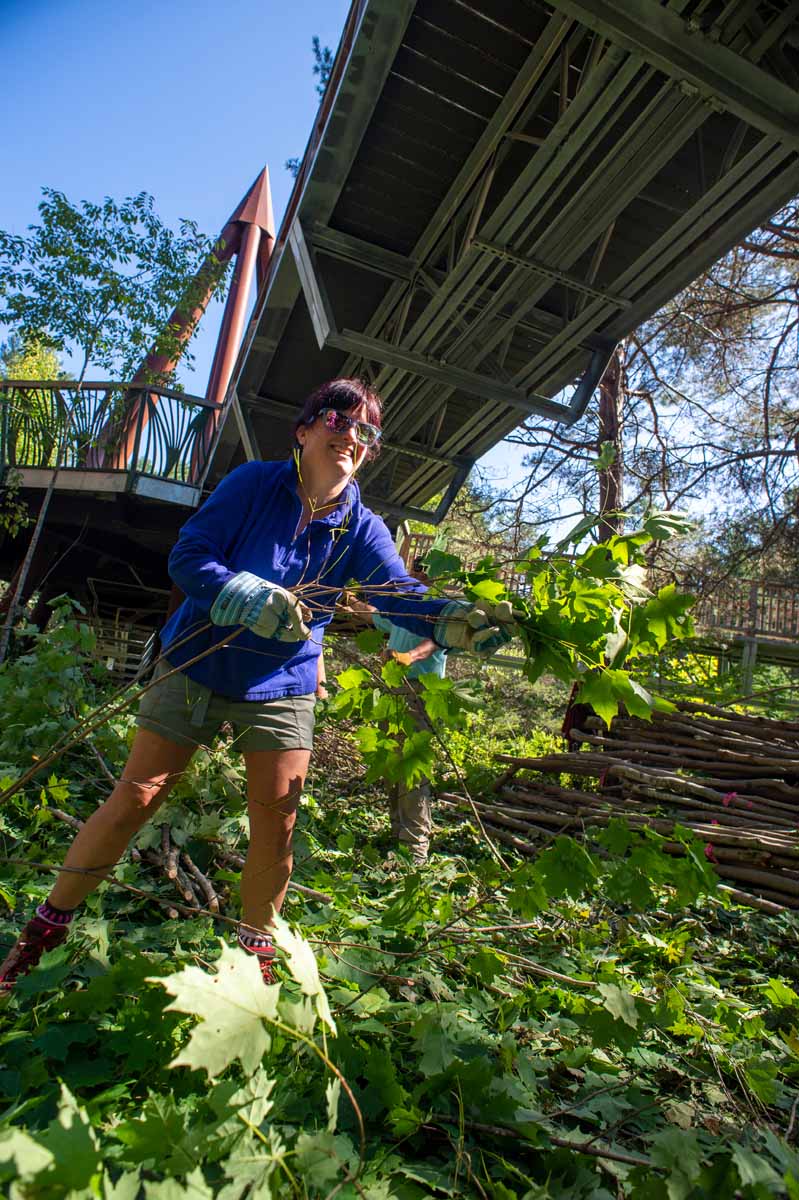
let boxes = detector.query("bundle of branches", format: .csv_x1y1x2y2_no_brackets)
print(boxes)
456,701,799,912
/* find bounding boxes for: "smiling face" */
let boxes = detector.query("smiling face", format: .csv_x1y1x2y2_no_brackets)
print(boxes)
295,402,371,498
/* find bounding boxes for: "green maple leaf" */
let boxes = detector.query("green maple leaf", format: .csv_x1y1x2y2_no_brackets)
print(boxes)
593,440,617,471
336,666,371,690
220,1125,286,1196
114,1093,188,1165
294,1130,356,1191
761,978,799,1007
576,673,618,726
643,510,694,540
566,578,613,618
633,584,695,649
0,1128,53,1185
355,627,384,654
150,941,279,1079
535,836,598,899
380,658,407,688
605,670,655,719
104,1171,142,1200
743,1057,778,1104
424,548,461,578
597,982,639,1029
388,729,436,789
142,1167,214,1198
420,676,465,725
731,1144,782,1189
271,913,336,1034
467,577,507,603
37,1084,101,1192
649,1128,703,1200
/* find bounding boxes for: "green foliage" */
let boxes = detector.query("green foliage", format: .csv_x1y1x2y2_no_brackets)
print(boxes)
0,188,227,383
286,37,334,177
1,651,798,1197
332,517,694,785
0,549,792,1197
0,333,65,381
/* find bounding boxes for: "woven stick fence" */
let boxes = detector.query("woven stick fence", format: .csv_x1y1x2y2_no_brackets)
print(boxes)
443,701,799,914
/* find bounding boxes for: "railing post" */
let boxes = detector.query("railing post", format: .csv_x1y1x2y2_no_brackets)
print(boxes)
127,388,147,488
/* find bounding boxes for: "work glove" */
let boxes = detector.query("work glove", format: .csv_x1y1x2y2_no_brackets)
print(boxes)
211,571,312,642
434,598,517,656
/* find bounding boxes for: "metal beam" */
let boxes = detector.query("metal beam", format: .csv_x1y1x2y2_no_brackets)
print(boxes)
370,457,475,527
546,0,799,148
233,0,417,394
288,227,585,421
308,222,418,282
381,438,460,468
473,239,632,308
327,329,566,418
288,221,336,350
230,391,261,461
562,344,617,426
306,225,612,351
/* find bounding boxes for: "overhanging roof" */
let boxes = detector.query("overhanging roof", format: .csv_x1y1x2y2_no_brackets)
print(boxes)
212,0,799,523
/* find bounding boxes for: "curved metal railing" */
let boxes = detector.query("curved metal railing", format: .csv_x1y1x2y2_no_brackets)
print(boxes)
0,381,217,486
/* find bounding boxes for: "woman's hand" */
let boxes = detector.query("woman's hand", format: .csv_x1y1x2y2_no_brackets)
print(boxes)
433,599,517,656
210,572,312,641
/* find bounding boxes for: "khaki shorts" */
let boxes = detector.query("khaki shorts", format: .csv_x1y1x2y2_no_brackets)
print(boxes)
136,660,316,753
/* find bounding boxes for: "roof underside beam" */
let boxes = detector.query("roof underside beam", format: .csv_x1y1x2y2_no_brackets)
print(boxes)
242,391,467,469
290,217,611,421
546,0,799,147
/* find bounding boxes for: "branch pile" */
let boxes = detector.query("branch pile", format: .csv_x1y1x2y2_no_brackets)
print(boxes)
460,701,799,912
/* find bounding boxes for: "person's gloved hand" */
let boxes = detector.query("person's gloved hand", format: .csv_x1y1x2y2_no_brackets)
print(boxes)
211,571,312,642
434,598,517,656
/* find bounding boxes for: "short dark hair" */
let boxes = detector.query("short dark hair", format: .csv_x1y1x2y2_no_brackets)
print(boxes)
293,378,383,460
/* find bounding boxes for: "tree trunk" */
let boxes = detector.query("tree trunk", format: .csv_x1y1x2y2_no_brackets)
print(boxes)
597,341,625,540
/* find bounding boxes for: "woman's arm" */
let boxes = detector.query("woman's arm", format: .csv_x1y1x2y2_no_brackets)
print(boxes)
348,513,448,640
168,463,262,609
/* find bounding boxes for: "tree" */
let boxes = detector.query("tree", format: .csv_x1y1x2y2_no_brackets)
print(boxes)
0,190,227,659
0,189,224,385
286,38,335,178
0,332,65,381
0,334,69,476
495,201,799,585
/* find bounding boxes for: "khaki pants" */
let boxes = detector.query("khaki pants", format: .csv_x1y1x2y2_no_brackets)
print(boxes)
388,779,432,863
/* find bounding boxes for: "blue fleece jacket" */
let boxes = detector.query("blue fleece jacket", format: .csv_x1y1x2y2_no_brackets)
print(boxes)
163,459,448,700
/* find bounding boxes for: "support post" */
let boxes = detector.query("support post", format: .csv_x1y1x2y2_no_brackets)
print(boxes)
597,341,625,539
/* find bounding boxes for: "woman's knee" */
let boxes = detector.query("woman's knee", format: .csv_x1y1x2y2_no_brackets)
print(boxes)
105,775,173,829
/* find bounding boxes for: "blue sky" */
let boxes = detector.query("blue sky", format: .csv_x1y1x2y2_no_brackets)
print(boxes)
1,0,525,489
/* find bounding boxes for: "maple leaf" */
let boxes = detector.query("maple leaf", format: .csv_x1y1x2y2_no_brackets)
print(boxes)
149,941,279,1079
0,1128,53,1184
38,1084,101,1192
142,1166,214,1198
598,982,639,1029
271,912,337,1035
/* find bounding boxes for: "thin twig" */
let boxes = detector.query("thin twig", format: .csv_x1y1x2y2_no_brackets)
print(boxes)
429,1114,652,1168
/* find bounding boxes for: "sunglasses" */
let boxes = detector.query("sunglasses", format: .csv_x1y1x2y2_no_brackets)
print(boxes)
317,407,381,447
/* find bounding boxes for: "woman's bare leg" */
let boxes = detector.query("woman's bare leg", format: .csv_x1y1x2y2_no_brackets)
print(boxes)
49,728,195,910
240,748,311,932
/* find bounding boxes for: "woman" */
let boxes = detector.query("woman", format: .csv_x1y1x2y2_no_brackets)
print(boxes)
0,379,515,990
